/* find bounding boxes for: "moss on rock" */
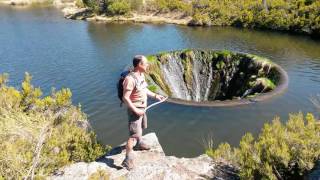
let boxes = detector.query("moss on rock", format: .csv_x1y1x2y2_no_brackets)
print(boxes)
147,61,172,96
146,55,157,63
250,77,276,91
181,51,194,90
147,85,158,93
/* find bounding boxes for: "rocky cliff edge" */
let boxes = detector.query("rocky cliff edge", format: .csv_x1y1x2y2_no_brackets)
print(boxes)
49,133,238,180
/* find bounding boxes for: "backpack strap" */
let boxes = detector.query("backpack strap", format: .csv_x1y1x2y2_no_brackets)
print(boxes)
120,72,139,107
128,72,139,90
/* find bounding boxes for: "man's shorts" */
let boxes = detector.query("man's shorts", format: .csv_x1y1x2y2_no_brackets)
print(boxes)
127,107,147,138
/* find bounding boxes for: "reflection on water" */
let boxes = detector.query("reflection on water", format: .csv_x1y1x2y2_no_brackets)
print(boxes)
1,6,320,157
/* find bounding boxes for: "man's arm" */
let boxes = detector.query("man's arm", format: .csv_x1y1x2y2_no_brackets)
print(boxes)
146,89,156,98
146,89,165,101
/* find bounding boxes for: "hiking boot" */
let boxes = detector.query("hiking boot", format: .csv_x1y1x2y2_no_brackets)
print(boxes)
121,157,134,171
133,142,150,151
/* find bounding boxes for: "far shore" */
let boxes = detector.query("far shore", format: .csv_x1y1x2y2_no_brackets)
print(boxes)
1,0,319,38
0,0,193,26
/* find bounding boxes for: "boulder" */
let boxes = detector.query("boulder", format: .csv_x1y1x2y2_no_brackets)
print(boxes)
62,7,93,20
49,133,238,180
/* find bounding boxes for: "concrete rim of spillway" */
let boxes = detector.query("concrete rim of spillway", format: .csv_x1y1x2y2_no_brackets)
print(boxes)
146,50,289,107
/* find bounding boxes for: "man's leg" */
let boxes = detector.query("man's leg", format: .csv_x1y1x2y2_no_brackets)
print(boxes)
133,114,150,151
122,137,136,170
122,110,142,170
126,137,136,155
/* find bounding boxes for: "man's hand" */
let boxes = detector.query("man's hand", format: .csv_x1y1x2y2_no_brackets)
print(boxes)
155,94,166,101
134,108,145,116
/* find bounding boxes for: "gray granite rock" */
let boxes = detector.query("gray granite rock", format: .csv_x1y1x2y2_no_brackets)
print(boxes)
49,132,238,180
62,7,93,20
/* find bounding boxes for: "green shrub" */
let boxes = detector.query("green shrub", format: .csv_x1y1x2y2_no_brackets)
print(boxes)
154,0,170,12
0,73,110,179
107,0,131,15
83,0,100,13
207,112,320,179
83,0,132,15
190,10,211,26
190,0,320,36
128,0,143,11
154,0,192,14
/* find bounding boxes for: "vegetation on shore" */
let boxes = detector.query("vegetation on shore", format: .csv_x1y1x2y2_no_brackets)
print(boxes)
80,0,320,37
207,112,320,179
0,73,110,179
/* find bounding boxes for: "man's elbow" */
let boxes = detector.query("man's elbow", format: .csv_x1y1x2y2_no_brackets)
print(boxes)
123,96,130,103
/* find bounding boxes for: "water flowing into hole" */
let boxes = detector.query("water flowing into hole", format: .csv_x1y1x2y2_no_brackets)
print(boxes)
146,49,288,106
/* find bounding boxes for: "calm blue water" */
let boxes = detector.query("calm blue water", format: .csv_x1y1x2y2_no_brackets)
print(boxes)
1,5,320,157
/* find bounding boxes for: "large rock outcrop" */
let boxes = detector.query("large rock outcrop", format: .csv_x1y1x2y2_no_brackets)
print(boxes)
49,133,238,180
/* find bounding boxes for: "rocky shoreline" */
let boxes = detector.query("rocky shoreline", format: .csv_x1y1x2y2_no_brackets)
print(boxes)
0,0,75,10
50,133,239,180
62,7,192,25
0,0,193,25
2,0,319,37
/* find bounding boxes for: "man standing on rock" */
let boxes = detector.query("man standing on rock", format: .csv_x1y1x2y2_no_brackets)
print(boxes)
122,55,165,170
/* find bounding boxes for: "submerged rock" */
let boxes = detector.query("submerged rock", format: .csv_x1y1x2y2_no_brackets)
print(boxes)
50,133,238,180
146,49,288,106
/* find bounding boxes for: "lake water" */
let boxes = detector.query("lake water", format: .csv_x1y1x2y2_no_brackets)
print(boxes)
1,6,320,157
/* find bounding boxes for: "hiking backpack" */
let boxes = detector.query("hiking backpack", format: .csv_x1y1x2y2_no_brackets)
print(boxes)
117,70,137,106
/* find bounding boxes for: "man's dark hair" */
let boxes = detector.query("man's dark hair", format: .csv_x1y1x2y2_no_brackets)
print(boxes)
133,55,144,67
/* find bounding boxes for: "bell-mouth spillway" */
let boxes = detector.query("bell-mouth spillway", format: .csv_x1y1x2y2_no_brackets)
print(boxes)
145,49,289,107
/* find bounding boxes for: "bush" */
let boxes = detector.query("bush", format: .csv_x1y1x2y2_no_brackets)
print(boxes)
81,0,320,36
0,73,110,179
190,0,320,36
83,0,100,13
107,0,131,15
128,0,143,11
189,10,211,26
207,112,320,179
154,0,192,14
